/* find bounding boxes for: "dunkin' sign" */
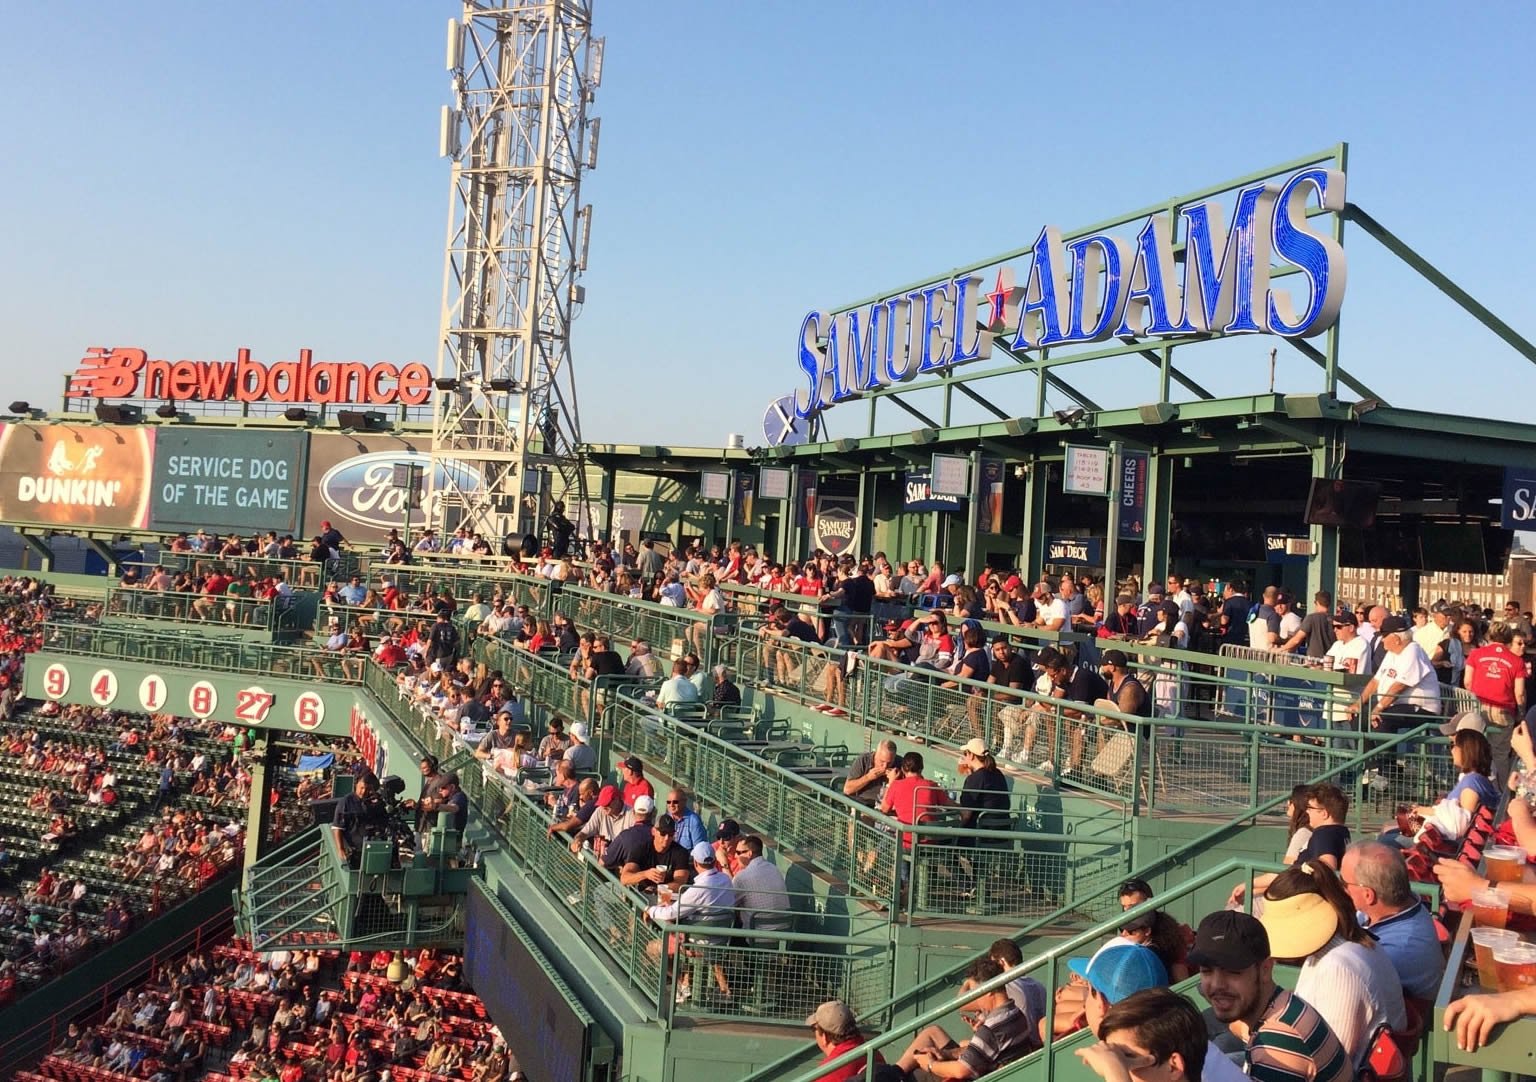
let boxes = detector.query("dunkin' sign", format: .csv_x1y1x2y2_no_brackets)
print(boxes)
0,423,154,530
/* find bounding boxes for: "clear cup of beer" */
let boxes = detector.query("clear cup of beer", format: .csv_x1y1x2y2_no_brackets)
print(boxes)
1493,941,1536,992
1471,888,1510,929
657,884,676,906
1484,845,1528,884
1470,927,1520,989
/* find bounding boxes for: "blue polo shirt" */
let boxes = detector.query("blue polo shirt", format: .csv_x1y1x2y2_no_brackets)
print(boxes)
1362,902,1443,1000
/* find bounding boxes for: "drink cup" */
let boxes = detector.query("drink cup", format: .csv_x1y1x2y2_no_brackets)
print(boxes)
658,885,675,906
1493,942,1536,992
1484,845,1528,885
1470,927,1520,989
1471,888,1510,929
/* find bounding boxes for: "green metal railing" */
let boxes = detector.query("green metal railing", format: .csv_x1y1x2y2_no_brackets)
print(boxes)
40,622,364,684
156,551,332,588
558,582,728,666
604,691,1132,922
754,856,1289,1082
103,586,296,632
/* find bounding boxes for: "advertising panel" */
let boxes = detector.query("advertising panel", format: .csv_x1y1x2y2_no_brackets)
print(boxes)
1063,445,1111,496
149,429,307,535
733,470,755,526
1118,450,1149,541
813,495,859,556
1501,466,1536,530
903,469,964,513
1045,535,1103,566
975,457,1004,533
303,433,479,540
0,423,154,530
465,884,590,1082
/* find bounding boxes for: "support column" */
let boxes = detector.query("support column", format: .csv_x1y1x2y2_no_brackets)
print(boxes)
855,469,870,557
599,464,616,544
1141,454,1174,589
1306,443,1341,603
243,737,282,870
1019,462,1047,579
20,533,54,573
962,449,981,579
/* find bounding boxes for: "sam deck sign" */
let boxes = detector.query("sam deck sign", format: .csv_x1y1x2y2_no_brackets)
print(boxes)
780,166,1347,424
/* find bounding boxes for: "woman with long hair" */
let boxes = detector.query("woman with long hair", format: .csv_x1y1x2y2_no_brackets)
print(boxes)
1382,727,1497,847
1260,863,1406,1069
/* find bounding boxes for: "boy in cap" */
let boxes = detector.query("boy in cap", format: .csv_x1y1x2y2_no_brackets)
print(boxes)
1191,911,1350,1082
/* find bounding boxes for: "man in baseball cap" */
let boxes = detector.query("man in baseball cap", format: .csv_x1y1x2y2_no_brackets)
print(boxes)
1349,613,1443,734
1192,911,1350,1082
806,1000,882,1081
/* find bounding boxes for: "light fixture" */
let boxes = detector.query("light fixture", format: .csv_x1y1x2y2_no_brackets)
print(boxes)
433,377,459,392
1003,417,1035,436
1349,398,1381,419
1052,408,1087,427
8,401,30,414
1137,402,1178,426
487,377,516,393
155,402,179,419
94,404,140,424
283,407,311,422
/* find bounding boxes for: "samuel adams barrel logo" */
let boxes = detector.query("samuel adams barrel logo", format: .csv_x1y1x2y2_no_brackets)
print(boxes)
814,502,857,556
0,423,153,530
317,451,480,531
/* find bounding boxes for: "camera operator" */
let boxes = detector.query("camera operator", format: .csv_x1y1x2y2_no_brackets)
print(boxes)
333,774,390,866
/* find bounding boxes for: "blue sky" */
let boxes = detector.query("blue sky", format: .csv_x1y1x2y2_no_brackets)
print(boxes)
2,2,1534,448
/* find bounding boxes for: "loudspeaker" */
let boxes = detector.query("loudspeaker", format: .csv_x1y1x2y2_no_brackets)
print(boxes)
1137,402,1178,425
337,410,369,429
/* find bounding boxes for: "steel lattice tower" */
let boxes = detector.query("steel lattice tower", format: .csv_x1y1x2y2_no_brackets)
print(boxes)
429,0,601,542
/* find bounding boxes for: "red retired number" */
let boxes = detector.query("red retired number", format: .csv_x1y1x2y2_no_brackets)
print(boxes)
234,689,275,723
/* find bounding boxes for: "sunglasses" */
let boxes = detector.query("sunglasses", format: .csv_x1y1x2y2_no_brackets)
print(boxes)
666,799,682,806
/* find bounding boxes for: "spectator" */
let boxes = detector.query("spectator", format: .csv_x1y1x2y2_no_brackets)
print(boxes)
843,740,899,810
607,805,691,898
658,660,701,709
957,739,1009,836
1023,647,1109,775
563,721,597,773
893,957,1033,1079
1381,724,1496,847
878,751,954,853
546,778,600,838
987,939,1047,1039
1257,864,1405,1070
1191,910,1351,1081
1464,625,1525,780
645,842,736,1005
618,756,654,808
731,835,793,937
570,784,631,856
1349,615,1441,733
807,1000,885,1082
663,789,707,851
1229,783,1350,907
1340,842,1444,1002
1075,986,1248,1082
1442,986,1536,1052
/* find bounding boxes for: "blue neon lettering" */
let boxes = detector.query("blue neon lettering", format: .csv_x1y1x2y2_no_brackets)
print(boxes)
1268,168,1348,337
916,283,953,372
1179,183,1278,334
949,273,990,365
1066,234,1132,341
1115,215,1194,337
793,310,829,419
1012,227,1071,350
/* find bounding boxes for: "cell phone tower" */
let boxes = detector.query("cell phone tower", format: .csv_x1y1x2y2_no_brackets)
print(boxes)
429,1,602,547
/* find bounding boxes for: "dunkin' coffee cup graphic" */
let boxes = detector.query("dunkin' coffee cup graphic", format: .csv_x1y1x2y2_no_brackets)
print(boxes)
0,424,154,530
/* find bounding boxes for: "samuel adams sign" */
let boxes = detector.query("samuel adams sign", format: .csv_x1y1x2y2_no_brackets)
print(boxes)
813,497,858,556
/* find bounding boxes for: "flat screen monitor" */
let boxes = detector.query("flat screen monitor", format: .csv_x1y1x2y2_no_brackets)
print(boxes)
1304,478,1382,529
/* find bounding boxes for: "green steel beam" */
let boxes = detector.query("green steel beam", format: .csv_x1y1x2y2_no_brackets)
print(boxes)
1137,347,1214,400
954,380,1012,420
885,393,941,429
1346,203,1536,367
1285,334,1388,405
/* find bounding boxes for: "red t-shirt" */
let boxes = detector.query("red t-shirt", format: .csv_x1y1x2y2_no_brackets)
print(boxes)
1466,643,1523,709
881,776,953,849
623,778,654,808
815,1039,884,1082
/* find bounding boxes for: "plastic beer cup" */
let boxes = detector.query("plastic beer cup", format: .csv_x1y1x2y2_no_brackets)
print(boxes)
1471,888,1510,929
1470,927,1520,989
1493,942,1536,992
1484,845,1527,885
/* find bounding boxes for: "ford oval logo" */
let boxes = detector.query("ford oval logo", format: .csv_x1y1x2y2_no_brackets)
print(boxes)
317,452,480,531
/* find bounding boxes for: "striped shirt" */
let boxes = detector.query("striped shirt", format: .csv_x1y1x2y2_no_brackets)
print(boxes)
957,1002,1033,1075
1246,988,1351,1082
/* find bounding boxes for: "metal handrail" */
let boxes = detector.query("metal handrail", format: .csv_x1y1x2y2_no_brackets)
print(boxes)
734,718,1444,1082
